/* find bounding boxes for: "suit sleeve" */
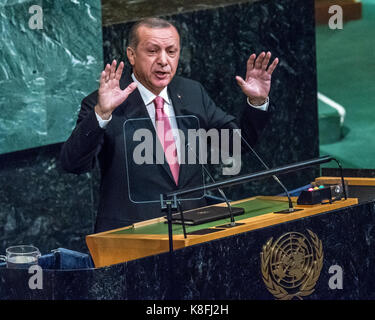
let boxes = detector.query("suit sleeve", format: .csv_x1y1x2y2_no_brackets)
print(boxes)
60,91,105,174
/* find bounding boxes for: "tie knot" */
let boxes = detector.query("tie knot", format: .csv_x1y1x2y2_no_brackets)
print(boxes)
154,96,164,110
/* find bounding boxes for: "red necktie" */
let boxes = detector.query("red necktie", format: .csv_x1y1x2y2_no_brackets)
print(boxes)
154,96,179,185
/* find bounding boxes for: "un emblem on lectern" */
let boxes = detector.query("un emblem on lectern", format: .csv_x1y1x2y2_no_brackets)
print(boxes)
260,230,323,300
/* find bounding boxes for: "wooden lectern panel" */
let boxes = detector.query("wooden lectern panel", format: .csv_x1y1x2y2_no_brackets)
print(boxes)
86,195,358,268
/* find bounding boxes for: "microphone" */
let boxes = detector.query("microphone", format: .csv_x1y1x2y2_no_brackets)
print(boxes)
233,129,302,213
186,143,244,227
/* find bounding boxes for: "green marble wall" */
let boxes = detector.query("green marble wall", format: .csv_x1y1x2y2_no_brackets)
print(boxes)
0,0,103,155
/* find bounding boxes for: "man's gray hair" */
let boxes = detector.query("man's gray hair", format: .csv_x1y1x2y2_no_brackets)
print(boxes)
128,17,178,49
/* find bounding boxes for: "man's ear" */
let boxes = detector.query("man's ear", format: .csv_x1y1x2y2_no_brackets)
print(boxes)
127,46,135,66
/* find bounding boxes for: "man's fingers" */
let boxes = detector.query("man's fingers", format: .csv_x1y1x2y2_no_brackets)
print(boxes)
109,60,117,80
123,82,138,98
261,52,271,71
254,52,265,69
115,61,124,81
267,57,279,75
99,70,106,87
104,63,111,82
245,54,256,80
246,54,256,71
235,76,246,87
101,60,124,87
101,63,111,86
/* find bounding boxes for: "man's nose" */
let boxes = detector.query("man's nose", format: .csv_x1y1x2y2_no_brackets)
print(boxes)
157,50,168,66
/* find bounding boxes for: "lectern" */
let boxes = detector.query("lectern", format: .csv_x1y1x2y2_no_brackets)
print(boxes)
87,156,352,268
86,195,357,268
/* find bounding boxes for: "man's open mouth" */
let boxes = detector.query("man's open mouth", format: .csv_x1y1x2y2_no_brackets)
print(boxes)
154,71,169,79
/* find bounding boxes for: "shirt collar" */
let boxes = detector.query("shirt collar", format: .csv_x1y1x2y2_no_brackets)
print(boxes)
131,73,170,106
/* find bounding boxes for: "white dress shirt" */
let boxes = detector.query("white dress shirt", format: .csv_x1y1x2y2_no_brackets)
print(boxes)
130,74,182,163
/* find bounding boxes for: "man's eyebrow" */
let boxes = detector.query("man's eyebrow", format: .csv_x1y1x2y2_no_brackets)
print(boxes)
143,39,179,46
144,41,159,46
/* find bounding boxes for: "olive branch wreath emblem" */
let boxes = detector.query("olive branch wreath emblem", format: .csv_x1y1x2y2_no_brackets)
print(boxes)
260,229,323,300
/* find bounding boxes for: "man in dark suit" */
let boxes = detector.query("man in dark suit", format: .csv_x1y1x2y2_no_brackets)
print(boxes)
60,18,279,233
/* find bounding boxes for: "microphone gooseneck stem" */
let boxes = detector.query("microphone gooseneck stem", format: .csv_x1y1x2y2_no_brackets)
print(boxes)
177,201,187,238
272,175,294,211
217,188,235,226
234,130,296,212
332,158,347,200
186,143,236,226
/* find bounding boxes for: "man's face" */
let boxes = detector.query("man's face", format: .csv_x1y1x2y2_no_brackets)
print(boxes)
127,25,180,95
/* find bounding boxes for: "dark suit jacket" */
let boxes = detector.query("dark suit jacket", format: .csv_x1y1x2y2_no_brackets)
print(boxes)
60,73,270,232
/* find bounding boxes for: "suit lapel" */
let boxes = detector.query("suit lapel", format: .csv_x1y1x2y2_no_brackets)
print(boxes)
118,72,149,120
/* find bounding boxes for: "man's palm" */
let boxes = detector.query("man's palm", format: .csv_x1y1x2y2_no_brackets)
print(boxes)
236,52,278,104
96,60,137,118
98,80,130,112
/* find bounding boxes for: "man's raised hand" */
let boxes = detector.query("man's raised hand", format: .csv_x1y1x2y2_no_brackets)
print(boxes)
236,52,278,106
95,60,138,120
